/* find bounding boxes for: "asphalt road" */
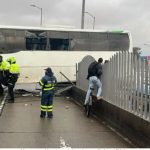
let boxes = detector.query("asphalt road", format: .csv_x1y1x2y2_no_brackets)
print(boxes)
0,95,134,148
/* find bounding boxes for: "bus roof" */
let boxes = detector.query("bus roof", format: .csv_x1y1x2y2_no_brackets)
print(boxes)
0,25,130,34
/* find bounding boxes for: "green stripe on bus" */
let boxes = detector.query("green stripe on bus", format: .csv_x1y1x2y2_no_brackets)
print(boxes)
111,30,124,33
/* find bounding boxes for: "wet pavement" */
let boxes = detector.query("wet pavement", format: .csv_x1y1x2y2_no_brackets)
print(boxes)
0,95,134,148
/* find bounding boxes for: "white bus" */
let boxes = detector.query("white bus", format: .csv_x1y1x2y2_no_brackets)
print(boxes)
0,25,132,83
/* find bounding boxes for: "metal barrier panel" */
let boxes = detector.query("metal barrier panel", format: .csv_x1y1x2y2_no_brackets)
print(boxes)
76,52,150,122
76,55,95,91
102,52,150,122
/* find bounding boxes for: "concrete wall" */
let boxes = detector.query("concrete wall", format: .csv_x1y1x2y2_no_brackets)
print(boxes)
77,55,95,91
70,86,150,148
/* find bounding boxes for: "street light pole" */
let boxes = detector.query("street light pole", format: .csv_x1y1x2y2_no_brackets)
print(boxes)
85,11,95,29
81,0,85,29
93,16,95,30
40,7,42,26
30,4,43,26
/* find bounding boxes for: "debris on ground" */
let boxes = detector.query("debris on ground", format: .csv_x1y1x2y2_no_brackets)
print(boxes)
65,106,69,109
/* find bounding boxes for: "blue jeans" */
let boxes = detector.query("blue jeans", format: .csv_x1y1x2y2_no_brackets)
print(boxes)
84,76,102,105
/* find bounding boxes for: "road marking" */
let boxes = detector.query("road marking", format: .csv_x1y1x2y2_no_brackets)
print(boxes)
60,136,71,149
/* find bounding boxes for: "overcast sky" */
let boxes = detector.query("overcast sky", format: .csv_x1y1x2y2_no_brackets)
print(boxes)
0,0,150,55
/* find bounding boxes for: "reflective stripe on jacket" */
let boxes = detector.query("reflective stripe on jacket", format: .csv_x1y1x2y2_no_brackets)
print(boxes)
9,63,20,74
39,75,57,91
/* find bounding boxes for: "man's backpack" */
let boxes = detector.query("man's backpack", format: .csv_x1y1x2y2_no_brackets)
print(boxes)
87,61,103,79
96,65,102,77
87,61,98,79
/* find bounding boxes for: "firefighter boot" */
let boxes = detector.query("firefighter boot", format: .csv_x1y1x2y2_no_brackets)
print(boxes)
40,111,46,118
47,112,53,118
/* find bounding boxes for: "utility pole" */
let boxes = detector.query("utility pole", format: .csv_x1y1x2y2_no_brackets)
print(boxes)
81,0,85,29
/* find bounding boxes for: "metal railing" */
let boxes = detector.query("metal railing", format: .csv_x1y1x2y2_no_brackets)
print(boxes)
102,52,150,121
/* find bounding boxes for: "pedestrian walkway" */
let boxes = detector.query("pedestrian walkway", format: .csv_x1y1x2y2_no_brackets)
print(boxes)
0,96,134,148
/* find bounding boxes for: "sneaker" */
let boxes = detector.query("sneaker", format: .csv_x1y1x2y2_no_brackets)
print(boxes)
97,96,103,100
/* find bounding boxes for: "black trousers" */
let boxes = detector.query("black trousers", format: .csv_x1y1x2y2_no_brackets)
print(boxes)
8,84,15,101
0,77,7,96
7,75,18,102
0,83,4,95
0,71,10,96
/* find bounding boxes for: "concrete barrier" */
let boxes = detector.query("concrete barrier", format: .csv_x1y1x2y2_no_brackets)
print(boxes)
70,86,150,148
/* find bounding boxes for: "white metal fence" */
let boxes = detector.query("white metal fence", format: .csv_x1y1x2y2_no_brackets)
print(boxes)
102,52,150,122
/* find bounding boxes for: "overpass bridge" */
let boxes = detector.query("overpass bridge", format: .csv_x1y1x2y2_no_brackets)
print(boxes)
0,92,133,148
0,52,150,148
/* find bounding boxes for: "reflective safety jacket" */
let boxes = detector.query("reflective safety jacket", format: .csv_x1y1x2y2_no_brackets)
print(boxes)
39,75,57,91
0,60,10,79
7,57,20,75
0,60,10,71
0,60,10,84
9,63,20,74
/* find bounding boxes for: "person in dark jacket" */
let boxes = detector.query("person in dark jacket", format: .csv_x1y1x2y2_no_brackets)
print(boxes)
39,67,57,118
84,58,103,106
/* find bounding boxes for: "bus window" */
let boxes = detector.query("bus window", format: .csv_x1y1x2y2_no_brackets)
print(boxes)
89,32,109,51
69,32,89,50
49,38,69,50
26,37,47,50
108,33,129,51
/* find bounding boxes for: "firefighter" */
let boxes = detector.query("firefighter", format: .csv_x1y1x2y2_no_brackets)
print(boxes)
0,55,10,95
39,67,57,118
7,57,20,103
